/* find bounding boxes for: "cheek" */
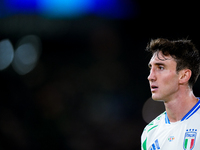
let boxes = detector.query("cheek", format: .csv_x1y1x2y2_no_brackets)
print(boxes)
161,74,179,88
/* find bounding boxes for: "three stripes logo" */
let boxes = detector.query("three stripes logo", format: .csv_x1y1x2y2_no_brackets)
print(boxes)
149,139,160,150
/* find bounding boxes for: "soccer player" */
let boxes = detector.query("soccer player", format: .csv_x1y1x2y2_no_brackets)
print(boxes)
141,38,200,150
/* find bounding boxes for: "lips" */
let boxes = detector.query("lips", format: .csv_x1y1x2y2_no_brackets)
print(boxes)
150,85,158,92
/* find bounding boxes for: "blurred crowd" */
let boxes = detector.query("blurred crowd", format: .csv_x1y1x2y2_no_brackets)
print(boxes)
0,22,150,150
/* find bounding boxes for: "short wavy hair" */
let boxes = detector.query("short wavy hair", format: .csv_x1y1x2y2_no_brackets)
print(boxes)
146,38,200,88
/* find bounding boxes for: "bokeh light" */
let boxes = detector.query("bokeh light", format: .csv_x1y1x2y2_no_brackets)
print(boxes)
2,0,137,19
17,35,42,57
0,39,14,70
142,97,165,123
5,0,38,15
12,35,41,75
38,0,93,18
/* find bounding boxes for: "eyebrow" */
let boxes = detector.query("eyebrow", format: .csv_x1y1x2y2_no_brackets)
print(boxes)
148,62,165,68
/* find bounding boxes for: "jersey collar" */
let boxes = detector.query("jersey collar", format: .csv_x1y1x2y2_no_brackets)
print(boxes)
165,98,200,124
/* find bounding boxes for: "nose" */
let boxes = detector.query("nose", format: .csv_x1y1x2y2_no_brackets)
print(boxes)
148,69,156,81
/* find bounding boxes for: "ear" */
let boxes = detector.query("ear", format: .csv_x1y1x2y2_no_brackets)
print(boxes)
179,69,192,85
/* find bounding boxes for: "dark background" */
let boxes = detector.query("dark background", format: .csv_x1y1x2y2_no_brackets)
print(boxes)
0,1,200,149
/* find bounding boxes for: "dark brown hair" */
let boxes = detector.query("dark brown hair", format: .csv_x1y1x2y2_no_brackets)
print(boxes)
146,38,200,87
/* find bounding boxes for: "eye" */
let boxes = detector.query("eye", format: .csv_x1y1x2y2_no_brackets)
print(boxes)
148,66,152,71
148,64,152,70
158,66,164,70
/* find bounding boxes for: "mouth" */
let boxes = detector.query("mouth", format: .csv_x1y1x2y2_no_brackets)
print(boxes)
151,85,158,92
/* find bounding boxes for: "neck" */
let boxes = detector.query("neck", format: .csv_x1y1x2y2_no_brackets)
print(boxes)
164,87,198,122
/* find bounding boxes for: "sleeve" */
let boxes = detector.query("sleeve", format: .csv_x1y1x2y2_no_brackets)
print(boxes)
141,128,147,150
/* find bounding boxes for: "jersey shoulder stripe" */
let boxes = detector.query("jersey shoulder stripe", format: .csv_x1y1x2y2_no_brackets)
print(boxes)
181,98,200,121
164,98,200,124
144,111,166,133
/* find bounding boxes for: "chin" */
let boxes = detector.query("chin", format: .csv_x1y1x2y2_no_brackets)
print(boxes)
152,94,163,101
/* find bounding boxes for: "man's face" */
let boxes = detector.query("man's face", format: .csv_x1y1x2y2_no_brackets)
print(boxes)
148,51,180,101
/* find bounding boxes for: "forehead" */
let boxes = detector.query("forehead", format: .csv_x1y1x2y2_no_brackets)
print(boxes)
149,51,176,65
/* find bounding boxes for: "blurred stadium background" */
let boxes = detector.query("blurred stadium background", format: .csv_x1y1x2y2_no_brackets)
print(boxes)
0,0,200,149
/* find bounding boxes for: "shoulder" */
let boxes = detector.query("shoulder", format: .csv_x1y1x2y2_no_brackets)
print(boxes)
142,111,166,134
191,104,200,120
141,111,166,147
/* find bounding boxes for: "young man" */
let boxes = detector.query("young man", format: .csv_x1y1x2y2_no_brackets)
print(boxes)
141,38,200,150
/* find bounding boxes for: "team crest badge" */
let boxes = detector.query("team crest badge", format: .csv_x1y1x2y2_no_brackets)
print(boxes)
183,129,197,150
